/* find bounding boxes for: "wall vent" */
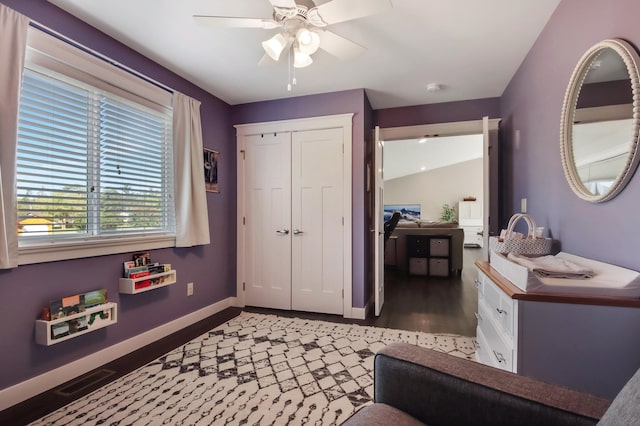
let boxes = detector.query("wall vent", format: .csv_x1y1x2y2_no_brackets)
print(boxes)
54,369,116,396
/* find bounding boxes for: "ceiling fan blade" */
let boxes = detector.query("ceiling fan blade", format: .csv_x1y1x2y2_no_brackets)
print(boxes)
258,53,278,66
318,30,366,60
193,15,280,29
311,0,392,26
269,0,297,8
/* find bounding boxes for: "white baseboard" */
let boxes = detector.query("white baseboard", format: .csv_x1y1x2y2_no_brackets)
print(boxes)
348,296,371,320
0,297,238,411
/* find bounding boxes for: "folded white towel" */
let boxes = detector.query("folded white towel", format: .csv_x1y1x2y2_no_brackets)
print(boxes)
507,253,594,279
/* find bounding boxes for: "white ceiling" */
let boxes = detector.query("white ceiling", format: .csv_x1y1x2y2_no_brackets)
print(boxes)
46,0,561,109
384,134,483,181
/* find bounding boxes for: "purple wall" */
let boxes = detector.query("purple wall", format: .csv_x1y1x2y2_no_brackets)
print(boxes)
500,0,640,270
231,89,369,307
375,97,501,128
0,0,236,391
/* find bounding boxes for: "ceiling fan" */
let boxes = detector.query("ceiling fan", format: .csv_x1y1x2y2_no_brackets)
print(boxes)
194,0,392,69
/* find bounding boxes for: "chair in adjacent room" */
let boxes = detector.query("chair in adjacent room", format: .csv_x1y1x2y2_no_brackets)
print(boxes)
384,211,402,246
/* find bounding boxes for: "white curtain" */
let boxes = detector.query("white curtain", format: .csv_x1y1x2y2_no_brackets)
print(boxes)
173,92,211,247
0,5,29,269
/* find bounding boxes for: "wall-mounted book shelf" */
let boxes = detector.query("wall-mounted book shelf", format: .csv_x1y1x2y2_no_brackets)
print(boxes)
119,270,177,294
35,302,118,346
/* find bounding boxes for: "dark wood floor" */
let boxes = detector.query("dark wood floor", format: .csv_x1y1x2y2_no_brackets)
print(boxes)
374,247,482,336
247,247,482,336
0,248,482,425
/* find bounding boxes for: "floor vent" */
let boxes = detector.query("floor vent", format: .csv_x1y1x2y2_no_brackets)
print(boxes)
55,369,116,396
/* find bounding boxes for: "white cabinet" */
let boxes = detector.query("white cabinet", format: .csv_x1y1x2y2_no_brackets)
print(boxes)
459,201,483,247
475,261,640,399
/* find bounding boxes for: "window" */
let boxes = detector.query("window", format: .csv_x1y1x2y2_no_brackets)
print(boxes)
16,28,175,264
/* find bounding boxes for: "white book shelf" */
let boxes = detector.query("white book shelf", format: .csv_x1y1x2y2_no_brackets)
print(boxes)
35,302,118,346
119,270,177,294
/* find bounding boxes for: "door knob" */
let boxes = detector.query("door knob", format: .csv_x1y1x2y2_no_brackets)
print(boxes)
276,229,289,235
293,229,304,235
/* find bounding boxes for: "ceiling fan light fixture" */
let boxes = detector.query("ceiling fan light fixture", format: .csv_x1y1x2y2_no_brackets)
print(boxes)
296,28,320,55
262,32,289,61
293,48,313,68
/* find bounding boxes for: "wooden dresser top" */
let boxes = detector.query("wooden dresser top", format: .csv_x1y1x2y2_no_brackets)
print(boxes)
476,261,640,308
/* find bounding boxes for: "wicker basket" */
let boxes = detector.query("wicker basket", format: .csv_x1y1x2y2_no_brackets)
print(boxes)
489,213,552,256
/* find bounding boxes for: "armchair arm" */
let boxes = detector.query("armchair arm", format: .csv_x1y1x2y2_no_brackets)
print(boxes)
374,343,611,426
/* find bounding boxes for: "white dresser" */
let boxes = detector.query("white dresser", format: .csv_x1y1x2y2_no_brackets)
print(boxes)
475,261,640,399
458,201,483,247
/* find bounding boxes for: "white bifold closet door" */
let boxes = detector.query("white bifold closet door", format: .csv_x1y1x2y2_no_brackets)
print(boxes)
243,128,344,315
243,132,292,310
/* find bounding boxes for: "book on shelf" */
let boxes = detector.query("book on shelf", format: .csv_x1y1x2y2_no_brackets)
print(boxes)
47,289,108,321
123,261,171,278
134,279,152,290
129,270,151,279
50,294,85,320
51,315,88,339
132,251,151,267
84,289,108,308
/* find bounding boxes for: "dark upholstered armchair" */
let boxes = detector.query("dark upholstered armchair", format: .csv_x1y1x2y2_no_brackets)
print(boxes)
342,342,640,426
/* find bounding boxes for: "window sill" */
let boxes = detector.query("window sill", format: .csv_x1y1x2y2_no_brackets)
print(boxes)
18,234,176,265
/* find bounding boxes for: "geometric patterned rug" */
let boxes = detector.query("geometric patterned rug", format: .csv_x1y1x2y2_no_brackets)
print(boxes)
30,312,476,425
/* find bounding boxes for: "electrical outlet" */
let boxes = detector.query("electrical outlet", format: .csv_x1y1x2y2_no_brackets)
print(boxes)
187,282,194,296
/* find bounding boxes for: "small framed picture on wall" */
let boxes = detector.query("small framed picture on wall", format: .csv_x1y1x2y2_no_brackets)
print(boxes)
203,147,219,193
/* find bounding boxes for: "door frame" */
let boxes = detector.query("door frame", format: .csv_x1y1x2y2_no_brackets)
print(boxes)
375,118,501,282
235,113,354,317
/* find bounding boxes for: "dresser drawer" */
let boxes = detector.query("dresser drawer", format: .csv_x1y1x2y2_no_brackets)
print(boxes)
482,275,516,338
478,300,514,372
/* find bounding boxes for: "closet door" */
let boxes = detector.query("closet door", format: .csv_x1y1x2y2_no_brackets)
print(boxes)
243,132,292,310
291,128,344,315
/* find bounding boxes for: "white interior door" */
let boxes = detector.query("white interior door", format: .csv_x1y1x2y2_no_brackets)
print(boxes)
374,127,384,316
291,128,344,315
243,132,292,310
482,116,490,260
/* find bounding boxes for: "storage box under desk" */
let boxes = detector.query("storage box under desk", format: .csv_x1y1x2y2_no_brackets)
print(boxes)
429,258,450,277
430,237,450,257
409,257,428,275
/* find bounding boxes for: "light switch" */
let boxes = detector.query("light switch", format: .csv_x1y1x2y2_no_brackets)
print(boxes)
521,198,527,213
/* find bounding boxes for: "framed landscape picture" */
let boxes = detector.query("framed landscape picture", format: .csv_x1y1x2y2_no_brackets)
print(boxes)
203,148,219,193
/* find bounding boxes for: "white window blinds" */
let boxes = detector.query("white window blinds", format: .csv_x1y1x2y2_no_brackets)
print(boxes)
17,69,174,240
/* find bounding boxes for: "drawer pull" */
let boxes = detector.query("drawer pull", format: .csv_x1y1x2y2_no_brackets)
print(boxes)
496,308,507,316
493,350,506,364
474,279,481,288
474,312,483,322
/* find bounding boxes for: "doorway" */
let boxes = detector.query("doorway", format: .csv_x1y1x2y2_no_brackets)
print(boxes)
372,118,501,316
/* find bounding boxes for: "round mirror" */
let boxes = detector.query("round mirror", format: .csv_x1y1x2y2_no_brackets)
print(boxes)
560,39,640,202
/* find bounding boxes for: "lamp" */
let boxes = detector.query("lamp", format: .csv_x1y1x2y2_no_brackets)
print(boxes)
293,47,313,68
295,28,320,55
262,32,289,61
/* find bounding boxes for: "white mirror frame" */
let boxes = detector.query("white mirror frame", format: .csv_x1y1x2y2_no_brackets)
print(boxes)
560,38,640,202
